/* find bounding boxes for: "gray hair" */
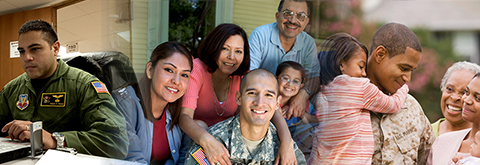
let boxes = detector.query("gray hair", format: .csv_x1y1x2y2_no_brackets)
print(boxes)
440,61,480,91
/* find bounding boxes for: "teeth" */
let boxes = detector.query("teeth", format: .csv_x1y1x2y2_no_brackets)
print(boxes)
284,87,293,92
224,63,234,66
286,25,297,29
448,105,462,111
166,87,178,92
252,110,266,114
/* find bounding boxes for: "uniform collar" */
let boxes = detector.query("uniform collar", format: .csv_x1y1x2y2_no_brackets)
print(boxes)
229,116,275,162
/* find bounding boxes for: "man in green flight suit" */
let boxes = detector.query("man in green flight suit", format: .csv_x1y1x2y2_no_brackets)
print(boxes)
185,69,306,165
0,20,128,159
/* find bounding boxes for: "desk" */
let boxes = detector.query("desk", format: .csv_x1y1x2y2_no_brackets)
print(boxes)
1,150,143,165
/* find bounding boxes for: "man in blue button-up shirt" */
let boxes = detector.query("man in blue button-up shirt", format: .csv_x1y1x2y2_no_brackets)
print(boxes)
249,0,319,121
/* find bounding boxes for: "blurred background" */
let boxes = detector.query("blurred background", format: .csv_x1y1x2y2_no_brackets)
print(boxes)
1,0,479,122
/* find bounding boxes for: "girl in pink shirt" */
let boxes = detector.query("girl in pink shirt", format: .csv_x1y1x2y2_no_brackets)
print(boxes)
308,33,409,164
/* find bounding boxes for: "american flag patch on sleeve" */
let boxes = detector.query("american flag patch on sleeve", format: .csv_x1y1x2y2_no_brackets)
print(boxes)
192,148,211,165
91,81,110,95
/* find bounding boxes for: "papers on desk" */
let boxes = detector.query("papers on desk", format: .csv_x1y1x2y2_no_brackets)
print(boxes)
35,149,143,165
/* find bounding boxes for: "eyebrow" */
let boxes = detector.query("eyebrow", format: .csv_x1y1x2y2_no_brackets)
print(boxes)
18,43,41,50
164,62,191,72
267,90,276,95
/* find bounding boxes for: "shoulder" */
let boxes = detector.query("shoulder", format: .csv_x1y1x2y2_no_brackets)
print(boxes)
436,129,470,142
250,23,276,40
252,22,276,34
298,31,316,45
192,58,208,75
206,116,236,136
2,73,28,92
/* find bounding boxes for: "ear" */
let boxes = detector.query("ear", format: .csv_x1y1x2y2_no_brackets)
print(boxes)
373,45,388,63
305,17,310,25
299,83,305,89
235,91,242,106
146,62,153,79
52,41,60,57
340,61,346,73
276,95,282,109
275,12,279,19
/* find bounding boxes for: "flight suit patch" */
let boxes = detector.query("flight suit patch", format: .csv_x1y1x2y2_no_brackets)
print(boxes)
41,92,66,107
91,81,110,95
16,94,29,110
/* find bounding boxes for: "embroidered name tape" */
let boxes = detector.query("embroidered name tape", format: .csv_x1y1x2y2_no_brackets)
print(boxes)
91,81,110,95
41,92,66,107
192,148,211,165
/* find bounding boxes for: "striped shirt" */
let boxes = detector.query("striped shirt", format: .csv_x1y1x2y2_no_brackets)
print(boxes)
309,75,408,164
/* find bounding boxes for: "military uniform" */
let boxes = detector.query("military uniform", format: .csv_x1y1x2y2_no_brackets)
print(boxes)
185,115,306,165
371,94,435,165
0,59,128,159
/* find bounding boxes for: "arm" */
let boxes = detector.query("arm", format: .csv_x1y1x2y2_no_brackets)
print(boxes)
179,108,231,165
63,82,129,159
363,83,409,113
271,108,297,165
286,77,320,119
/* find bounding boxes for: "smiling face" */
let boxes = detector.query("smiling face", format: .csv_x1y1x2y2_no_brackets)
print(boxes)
441,69,475,125
368,47,421,94
215,34,244,75
18,31,59,79
277,67,304,98
275,0,309,41
462,76,480,126
341,48,367,78
236,72,281,128
147,52,191,104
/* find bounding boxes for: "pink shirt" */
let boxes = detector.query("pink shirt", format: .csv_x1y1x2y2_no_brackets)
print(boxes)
182,58,242,126
427,128,471,165
309,75,408,164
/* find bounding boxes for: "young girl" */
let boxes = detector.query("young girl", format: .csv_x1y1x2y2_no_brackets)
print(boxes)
275,61,317,126
308,33,409,164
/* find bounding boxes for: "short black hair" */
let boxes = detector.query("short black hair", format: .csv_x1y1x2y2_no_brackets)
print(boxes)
370,22,422,58
318,33,368,86
275,61,306,83
240,69,279,97
197,23,250,76
277,0,311,15
18,20,58,46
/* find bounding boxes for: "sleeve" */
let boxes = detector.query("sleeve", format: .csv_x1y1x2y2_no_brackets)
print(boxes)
0,86,13,137
248,27,264,70
418,113,436,165
111,86,147,163
62,81,129,159
182,61,204,110
302,37,319,78
363,82,409,113
294,142,307,165
184,142,203,165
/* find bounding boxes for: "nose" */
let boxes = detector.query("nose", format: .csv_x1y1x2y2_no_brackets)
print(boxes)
361,69,367,77
227,50,234,60
463,94,472,105
172,74,180,85
253,94,266,106
22,52,33,62
402,73,411,83
451,93,462,101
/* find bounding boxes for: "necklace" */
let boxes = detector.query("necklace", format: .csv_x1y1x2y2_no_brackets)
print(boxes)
212,75,230,116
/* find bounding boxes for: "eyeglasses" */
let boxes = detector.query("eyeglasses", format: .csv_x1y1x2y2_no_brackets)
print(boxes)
279,76,302,86
282,10,308,22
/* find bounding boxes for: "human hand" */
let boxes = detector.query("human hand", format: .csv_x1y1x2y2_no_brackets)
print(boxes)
202,135,231,165
281,105,289,117
2,120,32,141
275,139,297,165
452,155,465,164
286,90,308,119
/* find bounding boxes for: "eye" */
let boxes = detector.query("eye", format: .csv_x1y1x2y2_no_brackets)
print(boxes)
31,47,39,52
399,66,409,72
465,89,470,96
235,50,243,54
266,93,275,98
247,91,256,96
19,50,25,54
293,79,301,85
475,95,480,102
222,47,229,51
181,73,190,78
460,89,466,95
446,86,454,93
164,68,173,73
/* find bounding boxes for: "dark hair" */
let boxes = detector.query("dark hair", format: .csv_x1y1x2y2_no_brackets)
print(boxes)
240,69,279,96
138,41,193,130
370,22,422,58
197,23,250,76
18,20,58,46
275,61,306,83
277,0,311,15
318,33,368,86
474,72,480,79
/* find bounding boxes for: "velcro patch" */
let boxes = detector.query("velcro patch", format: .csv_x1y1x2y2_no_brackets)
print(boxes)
91,81,110,95
41,92,66,107
192,148,211,165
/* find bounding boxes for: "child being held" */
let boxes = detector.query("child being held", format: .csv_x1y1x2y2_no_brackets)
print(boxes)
308,33,409,164
275,61,317,126
453,131,480,165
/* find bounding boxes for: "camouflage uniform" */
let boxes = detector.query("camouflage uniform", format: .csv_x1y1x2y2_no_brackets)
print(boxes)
371,94,435,165
185,115,306,165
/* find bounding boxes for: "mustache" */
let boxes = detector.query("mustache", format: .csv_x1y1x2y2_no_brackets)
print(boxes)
284,21,300,27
